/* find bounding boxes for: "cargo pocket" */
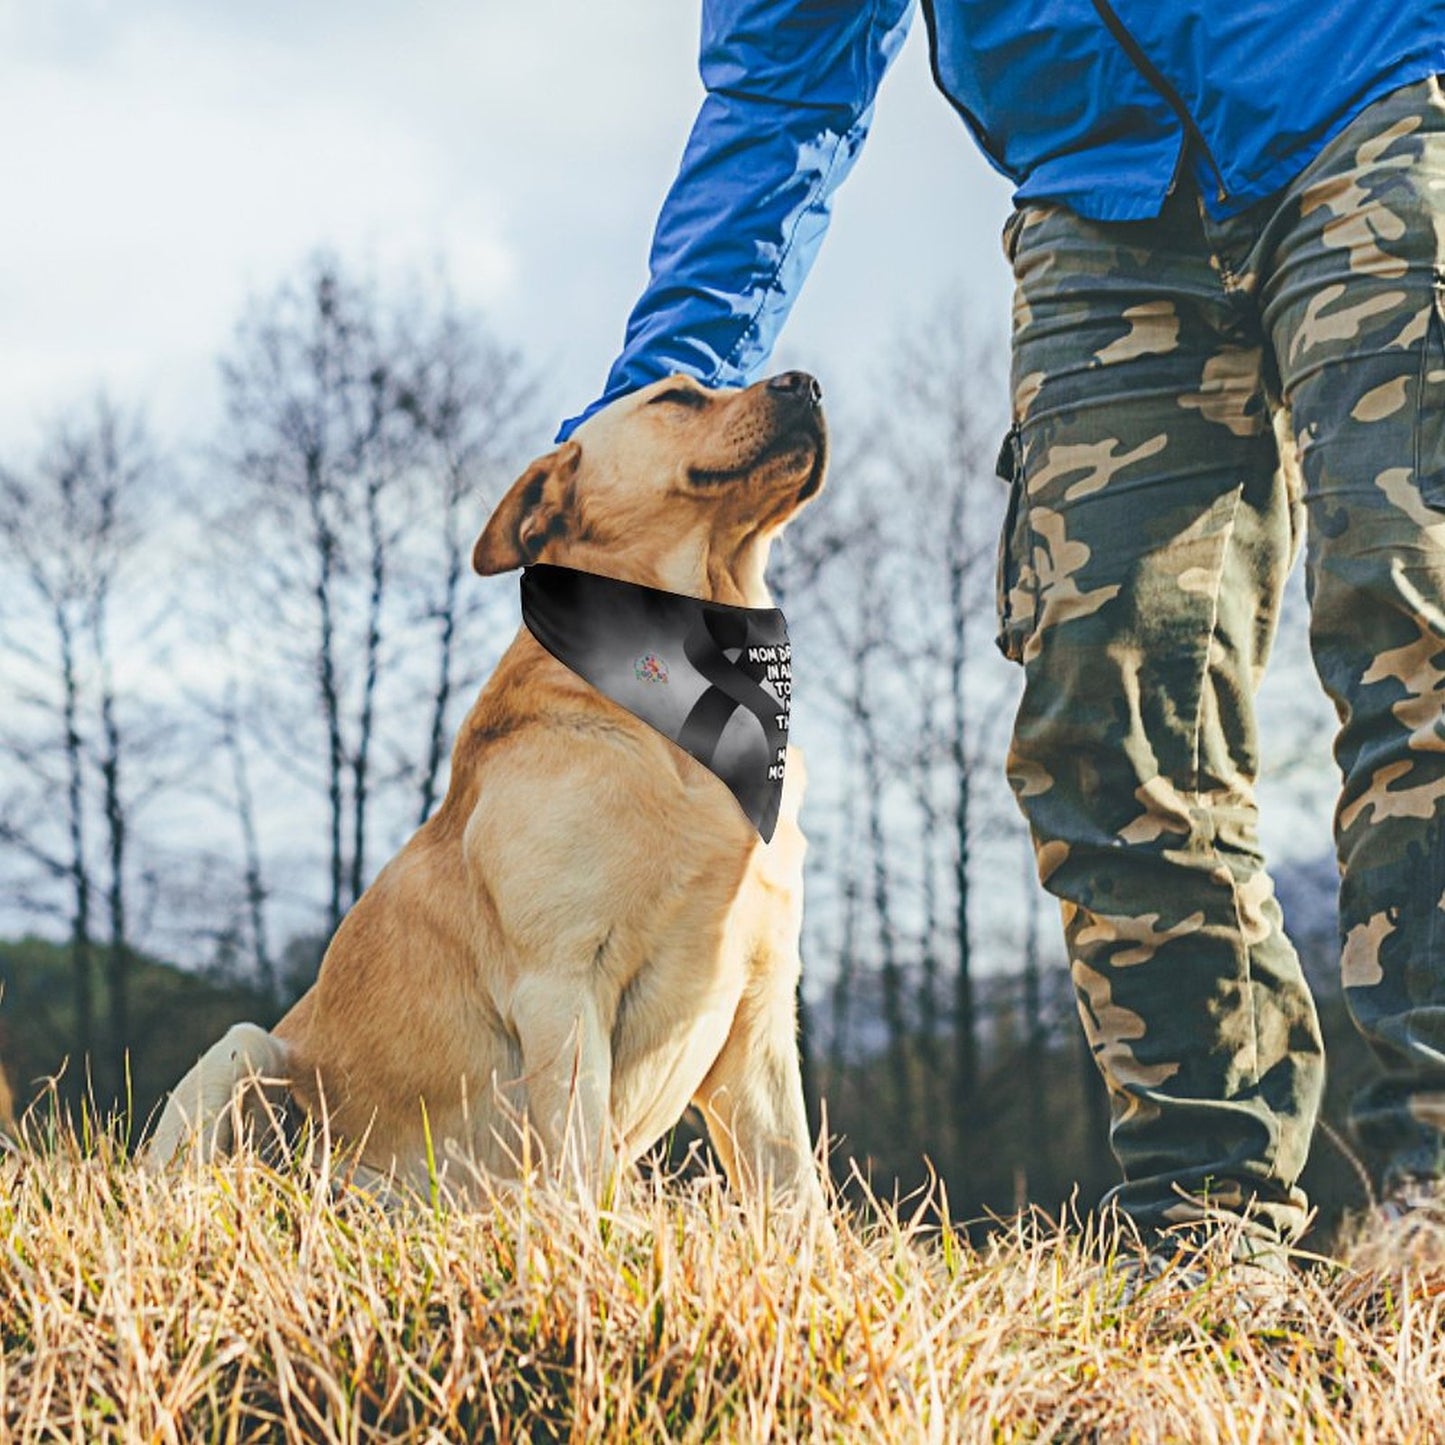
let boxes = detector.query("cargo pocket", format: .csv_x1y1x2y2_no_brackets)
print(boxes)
994,424,1037,665
1001,207,1027,265
1415,270,1445,508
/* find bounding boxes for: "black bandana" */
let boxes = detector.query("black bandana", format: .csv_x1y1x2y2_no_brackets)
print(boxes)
520,563,792,841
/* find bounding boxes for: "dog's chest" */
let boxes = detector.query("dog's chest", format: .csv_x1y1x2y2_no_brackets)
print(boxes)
602,860,759,1152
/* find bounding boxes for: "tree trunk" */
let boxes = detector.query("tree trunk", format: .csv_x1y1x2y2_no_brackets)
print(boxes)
417,505,463,827
947,488,977,1109
350,471,387,905
305,455,346,936
913,686,943,1134
223,687,275,1002
57,607,93,1104
827,777,862,1083
855,661,911,1142
93,595,129,1105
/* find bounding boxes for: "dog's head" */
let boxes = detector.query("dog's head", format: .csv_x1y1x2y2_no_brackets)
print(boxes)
472,372,827,605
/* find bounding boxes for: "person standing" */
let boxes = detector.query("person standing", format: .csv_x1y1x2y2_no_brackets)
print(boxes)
561,0,1445,1265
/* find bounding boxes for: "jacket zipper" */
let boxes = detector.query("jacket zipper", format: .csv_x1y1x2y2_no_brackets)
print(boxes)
1088,0,1230,204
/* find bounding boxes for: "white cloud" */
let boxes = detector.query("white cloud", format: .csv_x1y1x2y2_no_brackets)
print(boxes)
0,2,1014,445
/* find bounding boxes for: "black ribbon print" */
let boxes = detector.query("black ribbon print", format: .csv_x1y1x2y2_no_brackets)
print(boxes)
676,609,778,766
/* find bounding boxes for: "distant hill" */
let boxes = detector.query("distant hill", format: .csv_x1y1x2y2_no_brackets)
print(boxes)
0,935,278,1143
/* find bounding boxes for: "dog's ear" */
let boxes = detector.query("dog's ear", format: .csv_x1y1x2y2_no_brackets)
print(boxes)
472,442,582,576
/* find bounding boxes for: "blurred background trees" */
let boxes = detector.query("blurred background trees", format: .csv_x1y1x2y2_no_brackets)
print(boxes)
0,399,164,1109
0,255,1373,1244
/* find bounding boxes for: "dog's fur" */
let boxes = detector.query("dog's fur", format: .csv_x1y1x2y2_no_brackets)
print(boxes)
147,372,828,1209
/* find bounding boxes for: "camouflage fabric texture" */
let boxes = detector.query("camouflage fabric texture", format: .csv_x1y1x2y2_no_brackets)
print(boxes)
1000,75,1445,1245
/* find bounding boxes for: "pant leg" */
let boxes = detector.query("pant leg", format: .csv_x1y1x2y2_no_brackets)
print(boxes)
1263,75,1445,1186
1003,194,1326,1244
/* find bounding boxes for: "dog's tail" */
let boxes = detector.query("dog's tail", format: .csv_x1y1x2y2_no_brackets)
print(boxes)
144,1023,292,1170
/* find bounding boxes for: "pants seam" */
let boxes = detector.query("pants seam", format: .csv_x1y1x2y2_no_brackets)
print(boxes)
1186,485,1241,802
1189,481,1282,1183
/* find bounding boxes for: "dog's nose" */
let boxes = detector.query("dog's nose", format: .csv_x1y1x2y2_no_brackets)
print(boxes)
766,371,823,407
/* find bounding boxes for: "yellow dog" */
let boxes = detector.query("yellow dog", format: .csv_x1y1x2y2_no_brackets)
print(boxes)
148,372,828,1212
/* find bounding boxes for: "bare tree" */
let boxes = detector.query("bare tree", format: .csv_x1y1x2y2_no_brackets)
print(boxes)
393,301,539,825
777,308,1042,1188
854,593,913,1140
872,323,1007,1112
911,677,947,1128
826,776,865,1079
220,681,275,1001
797,484,917,1139
217,261,405,931
0,398,159,1099
77,410,154,1095
210,255,540,960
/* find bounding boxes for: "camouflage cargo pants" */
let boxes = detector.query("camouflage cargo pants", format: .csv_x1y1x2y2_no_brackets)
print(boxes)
1001,75,1445,1244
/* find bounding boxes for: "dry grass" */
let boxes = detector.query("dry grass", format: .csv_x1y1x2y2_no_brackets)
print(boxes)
2,1121,1443,1444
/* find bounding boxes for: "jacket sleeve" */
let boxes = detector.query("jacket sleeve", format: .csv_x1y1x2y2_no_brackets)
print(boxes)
557,0,915,440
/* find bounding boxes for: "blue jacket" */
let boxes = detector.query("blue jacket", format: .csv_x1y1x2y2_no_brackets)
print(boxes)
559,0,1445,438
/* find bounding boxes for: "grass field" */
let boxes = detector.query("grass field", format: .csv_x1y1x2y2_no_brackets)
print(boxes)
2,1124,1442,1443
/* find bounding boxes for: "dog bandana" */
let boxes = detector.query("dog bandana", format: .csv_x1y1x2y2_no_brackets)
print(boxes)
520,563,792,841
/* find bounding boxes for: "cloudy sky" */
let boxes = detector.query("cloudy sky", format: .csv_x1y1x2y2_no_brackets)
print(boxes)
0,0,1340,896
0,0,1016,447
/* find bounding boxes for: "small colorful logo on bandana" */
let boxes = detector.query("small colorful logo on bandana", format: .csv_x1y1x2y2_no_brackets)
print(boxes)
634,652,669,684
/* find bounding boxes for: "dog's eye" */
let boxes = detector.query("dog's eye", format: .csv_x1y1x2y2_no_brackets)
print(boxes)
649,386,706,409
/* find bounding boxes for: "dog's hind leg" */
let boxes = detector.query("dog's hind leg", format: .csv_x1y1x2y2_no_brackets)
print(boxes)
144,1023,291,1169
